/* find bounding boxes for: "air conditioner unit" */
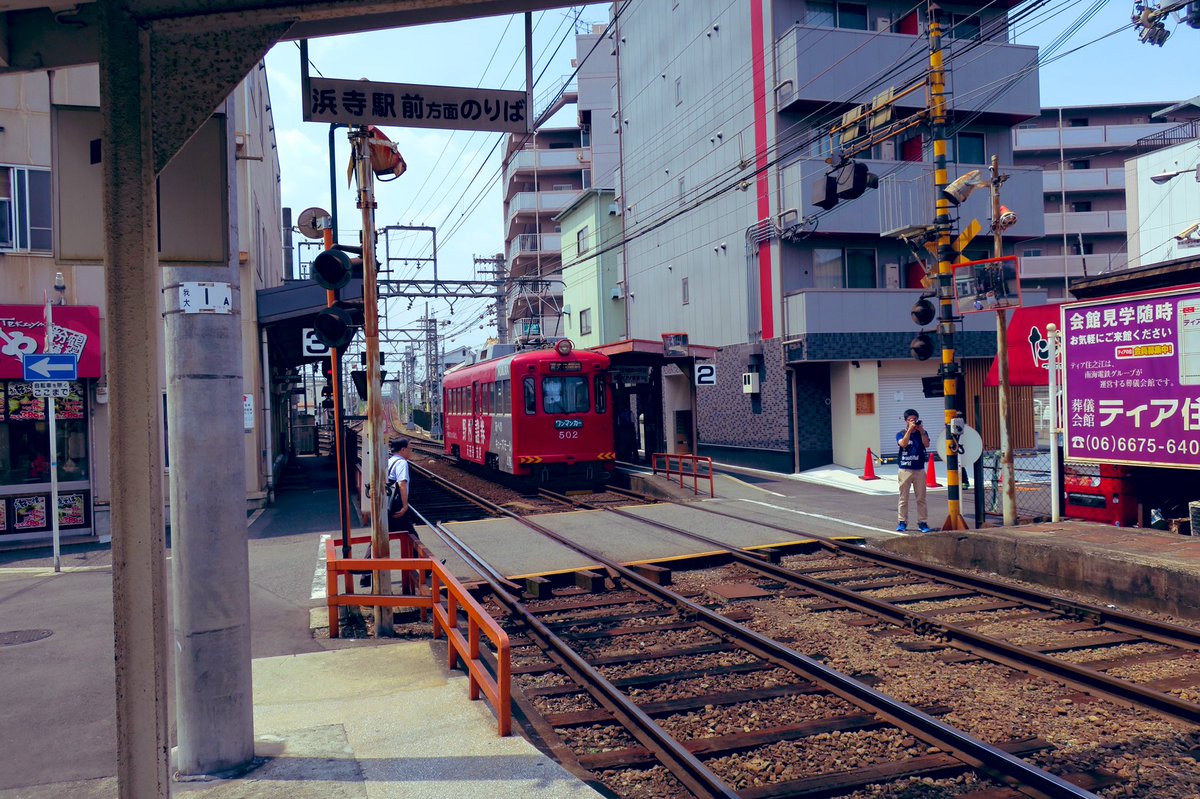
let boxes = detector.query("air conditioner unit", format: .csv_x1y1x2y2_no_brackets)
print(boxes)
608,203,619,215
742,372,760,394
610,284,625,300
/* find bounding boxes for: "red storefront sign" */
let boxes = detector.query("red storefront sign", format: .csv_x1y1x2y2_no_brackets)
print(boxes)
0,305,102,380
984,304,1064,387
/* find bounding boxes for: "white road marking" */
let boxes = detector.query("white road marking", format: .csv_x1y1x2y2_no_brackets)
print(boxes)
0,565,113,575
247,508,265,527
737,499,906,536
718,474,786,497
310,534,331,600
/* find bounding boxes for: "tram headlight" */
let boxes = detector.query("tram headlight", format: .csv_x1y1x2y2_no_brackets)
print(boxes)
555,339,574,356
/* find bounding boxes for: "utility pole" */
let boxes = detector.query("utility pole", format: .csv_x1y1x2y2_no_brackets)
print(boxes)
990,155,1018,527
351,126,392,637
929,3,968,531
476,253,509,343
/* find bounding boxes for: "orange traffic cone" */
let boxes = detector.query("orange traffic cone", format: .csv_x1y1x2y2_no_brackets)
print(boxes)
860,448,880,481
925,453,942,488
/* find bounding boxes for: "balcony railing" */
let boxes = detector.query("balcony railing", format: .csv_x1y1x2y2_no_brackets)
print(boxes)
1013,122,1176,151
506,233,562,262
783,289,1001,339
504,147,590,184
1020,253,1128,280
1042,167,1125,193
506,190,579,225
1045,210,1126,236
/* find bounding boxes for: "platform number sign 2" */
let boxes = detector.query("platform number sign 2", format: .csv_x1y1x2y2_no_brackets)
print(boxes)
695,363,717,386
302,328,331,357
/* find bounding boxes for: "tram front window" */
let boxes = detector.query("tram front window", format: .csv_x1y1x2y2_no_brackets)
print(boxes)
542,377,588,414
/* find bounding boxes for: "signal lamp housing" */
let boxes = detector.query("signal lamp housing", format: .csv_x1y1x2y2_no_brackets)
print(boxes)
313,306,356,349
911,298,936,327
911,333,935,361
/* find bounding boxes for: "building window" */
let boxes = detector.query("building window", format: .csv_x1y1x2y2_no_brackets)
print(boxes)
581,169,592,189
900,135,923,162
1070,241,1095,255
813,248,842,289
678,176,686,207
0,381,90,487
682,276,689,305
1023,248,1042,257
674,76,682,106
808,1,868,29
1,167,53,253
845,248,877,288
1069,159,1090,170
552,183,573,191
956,132,986,165
579,308,592,335
949,13,981,40
1069,117,1089,127
577,225,590,255
1071,201,1092,213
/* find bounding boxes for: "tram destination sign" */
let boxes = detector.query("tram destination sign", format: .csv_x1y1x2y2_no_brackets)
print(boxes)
304,77,529,133
1061,285,1200,469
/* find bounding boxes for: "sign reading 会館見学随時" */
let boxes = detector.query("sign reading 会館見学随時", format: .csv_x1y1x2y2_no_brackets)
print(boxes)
304,77,528,133
1062,284,1200,469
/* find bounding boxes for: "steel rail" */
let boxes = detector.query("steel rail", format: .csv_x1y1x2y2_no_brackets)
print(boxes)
408,460,502,519
556,496,1200,726
442,485,1097,799
692,501,1200,650
514,514,1097,799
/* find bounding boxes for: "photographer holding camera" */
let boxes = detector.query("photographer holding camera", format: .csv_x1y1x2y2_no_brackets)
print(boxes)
896,409,932,533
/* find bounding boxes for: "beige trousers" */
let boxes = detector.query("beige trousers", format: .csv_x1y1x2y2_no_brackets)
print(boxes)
897,468,928,523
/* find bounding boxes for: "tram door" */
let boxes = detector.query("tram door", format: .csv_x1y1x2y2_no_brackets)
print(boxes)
470,381,480,459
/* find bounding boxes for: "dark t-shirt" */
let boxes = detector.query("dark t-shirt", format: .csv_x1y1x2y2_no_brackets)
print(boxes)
896,429,927,470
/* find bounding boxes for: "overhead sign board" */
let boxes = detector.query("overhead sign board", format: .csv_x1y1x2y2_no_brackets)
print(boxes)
51,106,229,264
1062,284,1200,469
23,353,78,382
304,76,529,133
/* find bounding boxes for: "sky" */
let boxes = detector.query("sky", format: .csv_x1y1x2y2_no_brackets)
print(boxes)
262,1,1199,358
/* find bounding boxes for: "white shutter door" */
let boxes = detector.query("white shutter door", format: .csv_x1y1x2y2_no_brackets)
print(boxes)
877,367,944,459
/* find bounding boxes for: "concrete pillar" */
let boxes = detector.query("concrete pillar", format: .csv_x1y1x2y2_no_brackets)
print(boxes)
166,103,254,774
99,5,170,797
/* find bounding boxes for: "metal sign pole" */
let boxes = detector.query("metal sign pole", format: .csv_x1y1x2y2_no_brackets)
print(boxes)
1047,322,1061,522
44,292,61,573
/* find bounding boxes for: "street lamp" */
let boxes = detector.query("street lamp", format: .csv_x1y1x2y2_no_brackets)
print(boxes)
1150,165,1199,184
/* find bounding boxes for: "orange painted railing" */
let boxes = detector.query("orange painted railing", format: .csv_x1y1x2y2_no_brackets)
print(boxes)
651,453,715,497
325,533,512,736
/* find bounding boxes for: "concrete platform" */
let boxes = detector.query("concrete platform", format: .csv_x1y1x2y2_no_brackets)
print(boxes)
876,521,1200,621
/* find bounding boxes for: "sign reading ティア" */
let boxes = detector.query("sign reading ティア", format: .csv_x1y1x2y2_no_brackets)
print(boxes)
304,77,528,133
1061,284,1200,469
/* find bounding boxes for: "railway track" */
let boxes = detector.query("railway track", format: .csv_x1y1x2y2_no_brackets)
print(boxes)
413,477,1200,798
543,492,1200,728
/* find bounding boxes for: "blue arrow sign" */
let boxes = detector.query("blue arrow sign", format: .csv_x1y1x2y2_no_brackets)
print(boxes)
22,353,78,382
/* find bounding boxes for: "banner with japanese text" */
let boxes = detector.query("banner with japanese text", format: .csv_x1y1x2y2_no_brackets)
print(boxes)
1062,284,1200,469
0,305,102,380
304,77,528,133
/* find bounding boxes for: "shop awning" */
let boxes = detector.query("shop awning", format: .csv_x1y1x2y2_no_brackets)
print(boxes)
588,338,718,366
984,303,1063,387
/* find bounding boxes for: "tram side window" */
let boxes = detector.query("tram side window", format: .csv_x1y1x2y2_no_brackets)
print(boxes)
594,375,607,414
499,379,510,413
542,376,588,414
523,377,536,415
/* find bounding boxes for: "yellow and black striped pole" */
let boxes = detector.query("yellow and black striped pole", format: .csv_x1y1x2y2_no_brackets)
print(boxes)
928,3,969,530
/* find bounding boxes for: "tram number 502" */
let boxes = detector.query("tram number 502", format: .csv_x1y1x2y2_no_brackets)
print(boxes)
558,430,579,439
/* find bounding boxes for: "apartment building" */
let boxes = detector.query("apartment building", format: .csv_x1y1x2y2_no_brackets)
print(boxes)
501,24,617,341
614,0,1044,472
1012,103,1192,296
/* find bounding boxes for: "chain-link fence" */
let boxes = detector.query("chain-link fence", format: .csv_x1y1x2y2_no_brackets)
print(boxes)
978,449,1055,523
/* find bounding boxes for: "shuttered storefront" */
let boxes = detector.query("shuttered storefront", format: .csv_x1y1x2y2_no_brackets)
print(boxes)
877,363,944,460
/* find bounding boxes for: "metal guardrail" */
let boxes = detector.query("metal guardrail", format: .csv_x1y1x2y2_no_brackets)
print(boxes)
324,532,512,735
651,453,715,497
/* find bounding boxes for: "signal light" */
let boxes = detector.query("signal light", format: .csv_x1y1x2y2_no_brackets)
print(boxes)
313,306,356,349
911,298,936,326
555,339,574,356
811,174,839,210
350,370,388,401
311,249,355,291
911,333,935,361
836,162,875,200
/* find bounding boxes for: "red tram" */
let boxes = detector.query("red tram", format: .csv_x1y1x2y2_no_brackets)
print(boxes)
442,339,616,484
